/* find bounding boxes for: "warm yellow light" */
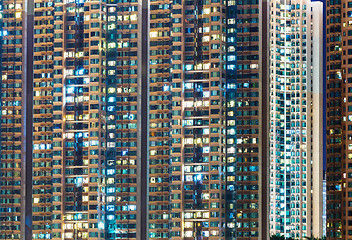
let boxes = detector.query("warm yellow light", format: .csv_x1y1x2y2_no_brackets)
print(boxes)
150,31,158,38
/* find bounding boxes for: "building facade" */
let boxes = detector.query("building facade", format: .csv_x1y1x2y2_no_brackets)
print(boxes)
0,0,108,238
269,0,324,238
0,0,33,237
326,0,352,239
169,0,229,238
325,0,343,237
235,0,270,239
51,0,107,238
0,0,270,240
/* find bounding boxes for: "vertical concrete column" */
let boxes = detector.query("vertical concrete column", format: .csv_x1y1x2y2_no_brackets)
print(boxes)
22,0,34,238
136,0,150,238
311,1,324,238
259,0,270,239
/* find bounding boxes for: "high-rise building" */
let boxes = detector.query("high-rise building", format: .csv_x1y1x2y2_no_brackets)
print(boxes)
0,0,270,240
326,0,343,238
170,0,227,237
51,0,107,239
105,0,144,238
105,0,171,238
169,0,230,238
326,0,352,239
0,0,34,238
325,0,343,234
0,0,108,238
235,0,270,239
269,0,324,238
32,0,54,238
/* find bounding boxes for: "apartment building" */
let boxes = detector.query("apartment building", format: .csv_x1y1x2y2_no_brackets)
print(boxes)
269,0,324,238
0,0,270,239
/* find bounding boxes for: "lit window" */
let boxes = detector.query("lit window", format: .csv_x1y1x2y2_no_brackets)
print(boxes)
65,96,74,103
202,36,210,42
108,24,115,30
66,86,75,94
107,142,115,148
185,64,193,71
107,187,115,193
128,205,136,211
107,169,115,175
108,43,116,48
185,175,192,181
150,31,158,38
108,97,116,102
130,14,137,21
184,222,193,228
107,215,115,220
66,115,74,120
202,193,209,199
65,233,73,238
203,8,210,14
